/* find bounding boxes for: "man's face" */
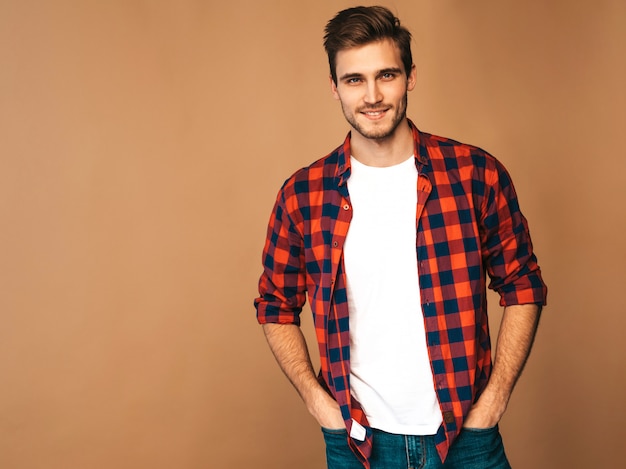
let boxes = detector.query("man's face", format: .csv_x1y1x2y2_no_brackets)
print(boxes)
331,39,416,141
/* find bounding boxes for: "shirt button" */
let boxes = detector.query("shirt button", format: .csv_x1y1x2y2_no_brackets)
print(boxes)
333,241,338,247
343,204,350,210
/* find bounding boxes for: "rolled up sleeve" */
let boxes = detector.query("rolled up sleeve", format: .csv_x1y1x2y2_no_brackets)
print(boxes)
255,187,307,326
481,159,547,307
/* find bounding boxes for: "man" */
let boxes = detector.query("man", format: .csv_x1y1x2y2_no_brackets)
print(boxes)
255,6,547,468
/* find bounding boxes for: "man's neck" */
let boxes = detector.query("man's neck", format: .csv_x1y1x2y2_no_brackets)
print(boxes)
349,119,414,167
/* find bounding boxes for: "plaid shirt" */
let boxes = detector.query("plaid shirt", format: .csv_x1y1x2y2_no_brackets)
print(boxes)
255,120,547,467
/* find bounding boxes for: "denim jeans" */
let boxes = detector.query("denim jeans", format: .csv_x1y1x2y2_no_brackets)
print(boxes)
322,426,511,469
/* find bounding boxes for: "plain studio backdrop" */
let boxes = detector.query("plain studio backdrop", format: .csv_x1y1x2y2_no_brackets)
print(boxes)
1,1,624,468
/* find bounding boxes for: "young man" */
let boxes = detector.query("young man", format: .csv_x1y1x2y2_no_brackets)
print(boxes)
255,6,547,468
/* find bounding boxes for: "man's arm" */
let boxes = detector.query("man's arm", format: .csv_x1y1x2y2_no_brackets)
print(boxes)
463,303,542,428
262,323,344,429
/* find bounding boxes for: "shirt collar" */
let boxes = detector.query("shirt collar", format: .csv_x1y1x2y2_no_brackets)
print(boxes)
336,119,429,186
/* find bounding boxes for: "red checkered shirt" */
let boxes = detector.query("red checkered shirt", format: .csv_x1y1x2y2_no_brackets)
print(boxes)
255,120,547,466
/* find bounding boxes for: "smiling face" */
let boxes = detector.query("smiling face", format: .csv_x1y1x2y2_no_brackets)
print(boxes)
331,39,416,142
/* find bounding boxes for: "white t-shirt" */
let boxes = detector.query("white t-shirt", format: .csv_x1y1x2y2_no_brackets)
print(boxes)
344,154,442,435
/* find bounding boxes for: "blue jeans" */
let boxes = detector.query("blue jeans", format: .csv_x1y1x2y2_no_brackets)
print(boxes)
322,426,511,468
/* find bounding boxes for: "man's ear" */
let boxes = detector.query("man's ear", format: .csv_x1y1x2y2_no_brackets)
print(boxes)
330,75,340,100
407,64,417,91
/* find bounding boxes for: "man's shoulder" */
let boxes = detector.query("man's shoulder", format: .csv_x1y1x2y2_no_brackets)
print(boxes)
419,129,493,160
281,144,343,190
416,128,504,179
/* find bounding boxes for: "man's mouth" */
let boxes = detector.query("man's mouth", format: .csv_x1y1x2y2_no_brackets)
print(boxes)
360,108,389,118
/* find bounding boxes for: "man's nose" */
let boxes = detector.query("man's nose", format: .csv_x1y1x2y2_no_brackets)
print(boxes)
364,82,382,104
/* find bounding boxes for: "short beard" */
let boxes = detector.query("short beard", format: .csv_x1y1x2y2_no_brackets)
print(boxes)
342,93,408,141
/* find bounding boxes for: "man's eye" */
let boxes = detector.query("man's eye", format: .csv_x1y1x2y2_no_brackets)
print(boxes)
381,73,395,80
347,78,361,84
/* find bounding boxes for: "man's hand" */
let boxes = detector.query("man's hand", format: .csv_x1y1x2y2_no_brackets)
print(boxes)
462,393,506,429
309,387,344,429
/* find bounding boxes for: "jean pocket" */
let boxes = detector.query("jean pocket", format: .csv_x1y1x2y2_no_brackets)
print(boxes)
450,425,510,468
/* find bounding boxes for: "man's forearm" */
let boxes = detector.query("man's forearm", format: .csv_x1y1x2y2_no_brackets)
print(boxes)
262,323,320,400
464,303,542,427
262,323,343,428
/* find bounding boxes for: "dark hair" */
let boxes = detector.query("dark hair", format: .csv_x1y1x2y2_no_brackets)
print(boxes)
323,6,413,84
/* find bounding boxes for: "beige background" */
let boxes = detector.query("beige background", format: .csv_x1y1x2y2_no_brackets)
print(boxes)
1,1,625,468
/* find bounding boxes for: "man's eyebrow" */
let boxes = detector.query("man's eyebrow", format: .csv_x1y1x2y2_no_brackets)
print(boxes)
378,67,403,75
338,72,364,81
